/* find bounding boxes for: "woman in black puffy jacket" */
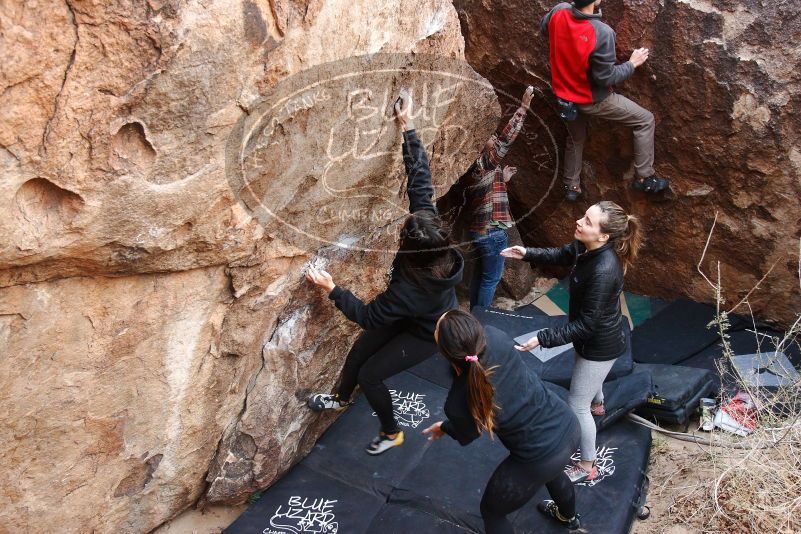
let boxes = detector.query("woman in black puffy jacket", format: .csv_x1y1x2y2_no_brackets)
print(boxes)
501,201,643,484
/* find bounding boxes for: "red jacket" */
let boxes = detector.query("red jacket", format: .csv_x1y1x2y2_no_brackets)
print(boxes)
542,3,634,104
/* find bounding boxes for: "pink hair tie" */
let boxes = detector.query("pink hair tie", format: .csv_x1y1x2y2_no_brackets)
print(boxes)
464,355,479,362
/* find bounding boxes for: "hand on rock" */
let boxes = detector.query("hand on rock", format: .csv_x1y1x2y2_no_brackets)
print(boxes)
521,85,534,110
630,48,650,68
502,166,517,182
394,87,414,131
306,267,336,294
500,246,526,260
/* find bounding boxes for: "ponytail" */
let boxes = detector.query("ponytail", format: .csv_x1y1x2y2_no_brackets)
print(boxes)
435,310,497,436
466,357,496,435
617,214,644,272
595,201,645,273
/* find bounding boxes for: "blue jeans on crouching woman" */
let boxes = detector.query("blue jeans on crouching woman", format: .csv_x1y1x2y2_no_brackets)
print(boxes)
469,228,508,309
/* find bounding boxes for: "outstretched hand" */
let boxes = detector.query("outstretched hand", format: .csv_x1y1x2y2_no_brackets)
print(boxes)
423,421,445,441
502,166,518,182
500,246,526,260
515,335,540,352
305,266,336,294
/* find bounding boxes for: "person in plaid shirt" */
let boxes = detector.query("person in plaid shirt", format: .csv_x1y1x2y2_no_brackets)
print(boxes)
466,86,533,309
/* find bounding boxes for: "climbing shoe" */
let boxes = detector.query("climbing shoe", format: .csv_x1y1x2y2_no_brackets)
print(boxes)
565,461,598,484
365,431,404,455
307,393,350,412
591,402,606,417
565,185,582,202
632,174,670,193
537,500,581,530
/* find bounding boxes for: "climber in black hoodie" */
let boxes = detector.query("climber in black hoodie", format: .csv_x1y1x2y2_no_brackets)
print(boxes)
424,310,582,533
305,88,464,456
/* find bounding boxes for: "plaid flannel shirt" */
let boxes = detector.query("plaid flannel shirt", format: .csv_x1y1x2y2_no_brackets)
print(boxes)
468,107,526,233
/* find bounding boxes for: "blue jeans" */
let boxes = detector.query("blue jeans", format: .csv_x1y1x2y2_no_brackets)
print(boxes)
469,228,508,310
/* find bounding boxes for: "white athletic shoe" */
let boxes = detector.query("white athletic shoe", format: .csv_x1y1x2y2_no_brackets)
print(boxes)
307,393,349,412
365,431,404,455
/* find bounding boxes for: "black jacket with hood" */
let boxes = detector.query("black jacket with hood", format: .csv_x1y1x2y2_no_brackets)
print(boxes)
441,325,578,462
328,129,464,341
525,241,626,361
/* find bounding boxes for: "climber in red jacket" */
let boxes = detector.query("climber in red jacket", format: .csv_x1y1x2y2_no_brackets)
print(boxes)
542,0,670,201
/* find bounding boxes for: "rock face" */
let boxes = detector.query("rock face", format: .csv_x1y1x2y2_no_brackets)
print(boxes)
4,0,799,531
454,0,801,326
0,1,498,532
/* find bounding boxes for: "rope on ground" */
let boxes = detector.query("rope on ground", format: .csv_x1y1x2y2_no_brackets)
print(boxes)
626,413,761,450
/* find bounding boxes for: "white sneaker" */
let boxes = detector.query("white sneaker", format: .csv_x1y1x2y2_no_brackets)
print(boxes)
307,393,349,412
365,432,404,455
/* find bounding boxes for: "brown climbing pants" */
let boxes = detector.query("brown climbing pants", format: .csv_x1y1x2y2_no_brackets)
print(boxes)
563,92,656,189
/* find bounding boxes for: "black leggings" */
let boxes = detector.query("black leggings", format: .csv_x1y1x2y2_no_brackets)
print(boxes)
336,322,434,434
480,420,581,534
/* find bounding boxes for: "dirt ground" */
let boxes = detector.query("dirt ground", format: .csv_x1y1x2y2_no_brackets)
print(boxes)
632,428,711,534
152,505,246,534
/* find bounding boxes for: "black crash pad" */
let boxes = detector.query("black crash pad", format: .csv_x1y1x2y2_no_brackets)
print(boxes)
634,363,716,426
631,299,746,365
227,336,652,534
303,370,448,497
511,420,652,534
543,370,652,432
511,303,549,318
226,463,385,534
407,348,455,390
393,417,652,533
392,425,514,531
367,502,474,533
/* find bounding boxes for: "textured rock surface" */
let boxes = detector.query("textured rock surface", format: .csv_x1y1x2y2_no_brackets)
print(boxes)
5,0,799,531
0,1,497,532
454,0,801,326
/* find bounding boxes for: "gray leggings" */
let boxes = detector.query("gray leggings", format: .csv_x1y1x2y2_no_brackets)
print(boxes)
568,355,617,462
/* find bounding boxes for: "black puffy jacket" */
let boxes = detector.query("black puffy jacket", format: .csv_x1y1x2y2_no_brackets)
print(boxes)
328,129,464,341
525,241,625,361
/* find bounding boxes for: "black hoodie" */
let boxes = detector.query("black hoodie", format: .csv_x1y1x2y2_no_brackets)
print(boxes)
328,129,465,341
441,325,577,462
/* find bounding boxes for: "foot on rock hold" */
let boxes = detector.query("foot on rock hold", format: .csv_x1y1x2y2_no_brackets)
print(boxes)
307,393,350,412
632,174,670,194
565,185,582,202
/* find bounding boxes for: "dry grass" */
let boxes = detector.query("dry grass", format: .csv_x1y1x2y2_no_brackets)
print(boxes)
666,380,801,533
649,218,801,533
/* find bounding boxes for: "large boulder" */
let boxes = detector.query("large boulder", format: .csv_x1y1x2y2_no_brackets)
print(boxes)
0,1,498,532
454,0,801,327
